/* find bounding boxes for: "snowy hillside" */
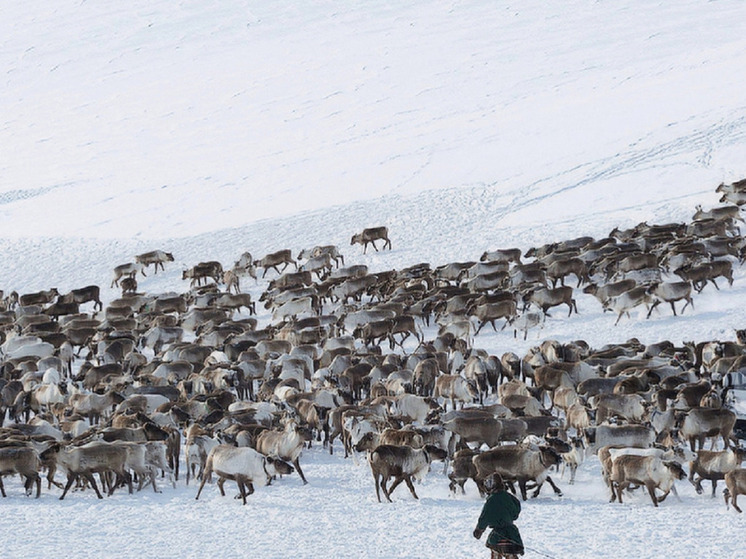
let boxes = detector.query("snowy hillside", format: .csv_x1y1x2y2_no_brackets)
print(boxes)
2,1,746,558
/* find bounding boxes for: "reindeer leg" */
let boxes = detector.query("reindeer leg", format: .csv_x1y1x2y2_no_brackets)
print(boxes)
135,470,146,492
669,483,681,502
657,488,670,504
59,474,78,500
669,301,677,316
31,474,41,498
46,464,62,489
403,475,419,500
237,478,248,505
646,300,660,319
381,476,394,502
734,493,743,513
87,473,105,499
683,297,693,313
387,475,406,499
149,468,160,493
616,481,626,504
195,473,209,501
124,471,134,495
694,477,704,495
293,457,308,485
516,481,527,501
645,482,660,507
609,479,617,502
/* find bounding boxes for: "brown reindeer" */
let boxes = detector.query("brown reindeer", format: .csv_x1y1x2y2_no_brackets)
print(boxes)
351,226,392,254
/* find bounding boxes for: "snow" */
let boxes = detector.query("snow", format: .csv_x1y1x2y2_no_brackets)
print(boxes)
2,1,746,557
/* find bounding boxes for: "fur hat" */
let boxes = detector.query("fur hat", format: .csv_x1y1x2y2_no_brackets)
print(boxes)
487,473,505,493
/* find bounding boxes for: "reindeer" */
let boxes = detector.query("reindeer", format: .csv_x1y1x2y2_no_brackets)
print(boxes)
256,250,297,277
182,261,223,287
255,418,312,484
59,285,103,312
111,263,143,288
135,250,175,274
351,227,392,254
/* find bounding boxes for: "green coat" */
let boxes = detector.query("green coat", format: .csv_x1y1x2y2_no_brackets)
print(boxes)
476,490,523,550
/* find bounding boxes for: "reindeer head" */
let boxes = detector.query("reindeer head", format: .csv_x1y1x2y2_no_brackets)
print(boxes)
663,460,687,480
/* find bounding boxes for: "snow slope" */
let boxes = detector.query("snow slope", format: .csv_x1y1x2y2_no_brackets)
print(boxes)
2,1,746,557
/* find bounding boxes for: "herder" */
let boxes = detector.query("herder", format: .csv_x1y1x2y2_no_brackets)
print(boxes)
473,473,524,559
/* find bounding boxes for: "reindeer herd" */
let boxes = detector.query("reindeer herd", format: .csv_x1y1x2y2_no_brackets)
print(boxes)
4,182,746,512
